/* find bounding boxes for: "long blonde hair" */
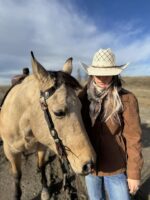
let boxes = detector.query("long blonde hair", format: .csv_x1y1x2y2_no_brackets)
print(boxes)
102,76,123,124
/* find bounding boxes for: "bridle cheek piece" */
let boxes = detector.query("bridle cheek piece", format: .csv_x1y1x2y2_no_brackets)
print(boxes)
39,85,74,190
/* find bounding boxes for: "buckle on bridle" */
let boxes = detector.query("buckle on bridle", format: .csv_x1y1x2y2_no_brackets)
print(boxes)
39,95,48,110
39,85,57,110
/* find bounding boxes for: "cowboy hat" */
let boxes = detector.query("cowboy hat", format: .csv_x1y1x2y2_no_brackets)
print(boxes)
80,48,129,76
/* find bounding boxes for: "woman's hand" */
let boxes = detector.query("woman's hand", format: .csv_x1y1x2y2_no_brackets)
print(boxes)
127,179,140,194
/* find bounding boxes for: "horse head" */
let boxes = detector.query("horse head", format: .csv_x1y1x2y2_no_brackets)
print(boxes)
30,52,96,175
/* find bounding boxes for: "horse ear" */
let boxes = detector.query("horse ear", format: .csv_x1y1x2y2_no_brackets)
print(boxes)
31,51,48,81
62,57,73,74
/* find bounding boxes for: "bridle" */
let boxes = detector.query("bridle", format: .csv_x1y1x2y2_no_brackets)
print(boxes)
39,80,76,193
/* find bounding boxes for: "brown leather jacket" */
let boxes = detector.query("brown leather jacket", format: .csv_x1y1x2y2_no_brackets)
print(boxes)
79,86,143,180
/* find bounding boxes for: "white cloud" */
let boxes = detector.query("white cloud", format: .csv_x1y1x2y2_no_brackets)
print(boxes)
0,0,150,84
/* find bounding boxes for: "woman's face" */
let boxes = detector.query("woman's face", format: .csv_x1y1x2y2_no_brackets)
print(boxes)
93,76,113,88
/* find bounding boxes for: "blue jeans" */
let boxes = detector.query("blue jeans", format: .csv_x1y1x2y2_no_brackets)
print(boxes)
85,173,130,200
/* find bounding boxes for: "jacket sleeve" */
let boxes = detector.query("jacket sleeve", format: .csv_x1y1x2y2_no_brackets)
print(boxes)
78,85,92,134
122,93,143,180
78,85,87,102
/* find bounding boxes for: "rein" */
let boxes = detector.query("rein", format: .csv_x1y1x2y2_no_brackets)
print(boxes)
39,82,77,194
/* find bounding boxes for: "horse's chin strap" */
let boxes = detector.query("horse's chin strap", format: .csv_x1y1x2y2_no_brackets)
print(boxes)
40,88,75,191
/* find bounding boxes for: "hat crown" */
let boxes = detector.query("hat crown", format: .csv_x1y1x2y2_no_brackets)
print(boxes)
92,48,116,67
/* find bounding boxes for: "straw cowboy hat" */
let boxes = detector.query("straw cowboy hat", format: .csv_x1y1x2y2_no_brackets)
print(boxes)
80,48,129,76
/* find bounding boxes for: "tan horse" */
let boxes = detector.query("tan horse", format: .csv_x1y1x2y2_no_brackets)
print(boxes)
0,53,96,200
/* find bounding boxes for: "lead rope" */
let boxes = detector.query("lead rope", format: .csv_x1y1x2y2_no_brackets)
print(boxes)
40,94,78,199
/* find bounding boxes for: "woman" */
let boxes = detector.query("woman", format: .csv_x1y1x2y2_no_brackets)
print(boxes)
79,49,143,200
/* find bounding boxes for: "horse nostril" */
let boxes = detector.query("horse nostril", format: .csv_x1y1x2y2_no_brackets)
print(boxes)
82,161,95,174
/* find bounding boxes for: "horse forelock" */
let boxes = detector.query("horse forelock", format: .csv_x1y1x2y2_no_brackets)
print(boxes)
48,71,82,91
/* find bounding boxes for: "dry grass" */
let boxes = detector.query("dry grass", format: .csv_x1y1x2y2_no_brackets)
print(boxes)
123,77,150,106
122,77,150,125
123,76,150,89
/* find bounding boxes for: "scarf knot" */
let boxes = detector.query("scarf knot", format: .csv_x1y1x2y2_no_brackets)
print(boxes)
87,80,111,126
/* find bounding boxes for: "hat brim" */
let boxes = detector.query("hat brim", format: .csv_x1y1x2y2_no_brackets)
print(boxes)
80,62,129,76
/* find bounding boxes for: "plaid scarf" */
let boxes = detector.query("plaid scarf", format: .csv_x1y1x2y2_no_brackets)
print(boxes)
87,79,112,126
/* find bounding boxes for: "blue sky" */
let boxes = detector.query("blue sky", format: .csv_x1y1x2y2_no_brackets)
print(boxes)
0,0,150,84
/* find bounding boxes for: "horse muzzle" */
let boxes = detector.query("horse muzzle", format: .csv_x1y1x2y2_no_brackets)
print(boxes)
82,160,95,175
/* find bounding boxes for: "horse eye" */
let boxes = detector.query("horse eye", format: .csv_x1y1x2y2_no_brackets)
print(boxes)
54,110,66,118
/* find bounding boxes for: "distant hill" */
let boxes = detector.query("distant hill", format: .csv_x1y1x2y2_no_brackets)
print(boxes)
122,76,150,89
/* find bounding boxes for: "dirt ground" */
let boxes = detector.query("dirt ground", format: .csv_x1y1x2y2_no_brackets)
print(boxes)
0,77,150,200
